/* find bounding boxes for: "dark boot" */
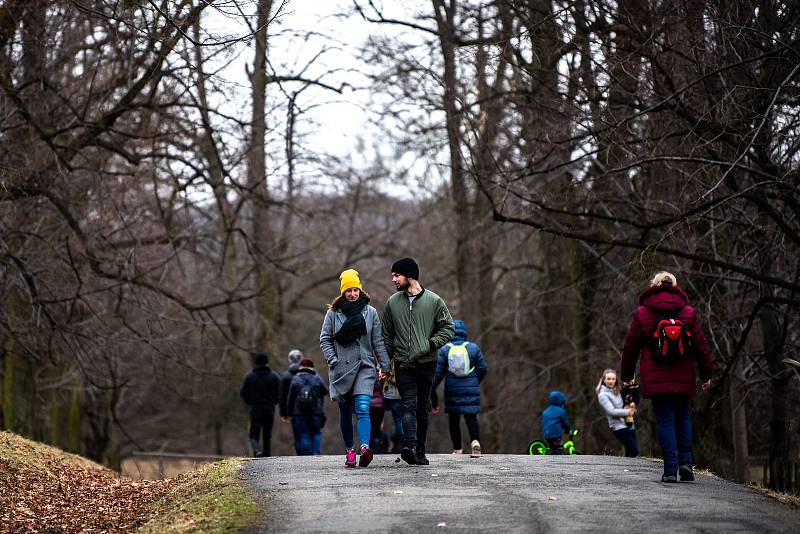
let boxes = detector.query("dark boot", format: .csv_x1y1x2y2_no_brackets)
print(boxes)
679,465,695,481
415,445,429,465
249,438,261,458
400,447,418,465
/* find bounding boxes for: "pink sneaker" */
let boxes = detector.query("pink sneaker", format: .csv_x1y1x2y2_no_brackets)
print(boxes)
359,445,374,467
345,448,356,468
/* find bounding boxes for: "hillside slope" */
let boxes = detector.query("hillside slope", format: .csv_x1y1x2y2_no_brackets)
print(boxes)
0,431,173,532
0,431,255,533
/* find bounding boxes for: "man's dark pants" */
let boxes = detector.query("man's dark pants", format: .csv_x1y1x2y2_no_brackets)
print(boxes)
249,404,275,457
396,361,436,455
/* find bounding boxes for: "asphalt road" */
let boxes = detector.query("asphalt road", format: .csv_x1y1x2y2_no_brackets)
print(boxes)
241,454,800,533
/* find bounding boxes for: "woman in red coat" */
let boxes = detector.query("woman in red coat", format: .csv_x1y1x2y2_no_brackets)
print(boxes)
621,272,713,483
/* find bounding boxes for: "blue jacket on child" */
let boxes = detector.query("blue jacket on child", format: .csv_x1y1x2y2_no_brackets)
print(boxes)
541,391,571,439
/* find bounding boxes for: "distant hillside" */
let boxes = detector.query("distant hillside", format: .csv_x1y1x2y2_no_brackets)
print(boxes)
0,431,254,533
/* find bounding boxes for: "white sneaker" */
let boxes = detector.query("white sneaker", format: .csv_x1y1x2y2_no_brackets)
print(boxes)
451,449,463,454
470,440,481,458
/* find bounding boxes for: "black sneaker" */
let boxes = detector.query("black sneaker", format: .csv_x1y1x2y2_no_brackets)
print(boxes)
400,447,418,465
661,474,678,483
679,465,695,481
415,453,430,466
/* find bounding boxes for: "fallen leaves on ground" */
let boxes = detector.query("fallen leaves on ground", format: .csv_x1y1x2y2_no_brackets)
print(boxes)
0,454,174,533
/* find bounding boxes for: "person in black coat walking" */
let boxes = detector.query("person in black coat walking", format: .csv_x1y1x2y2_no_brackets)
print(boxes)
431,320,488,457
240,352,281,457
287,358,329,455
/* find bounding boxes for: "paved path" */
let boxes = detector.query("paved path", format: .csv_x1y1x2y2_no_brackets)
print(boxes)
241,454,800,533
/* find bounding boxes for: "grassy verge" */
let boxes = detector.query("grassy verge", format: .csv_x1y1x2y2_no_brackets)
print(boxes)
751,485,800,508
136,458,257,534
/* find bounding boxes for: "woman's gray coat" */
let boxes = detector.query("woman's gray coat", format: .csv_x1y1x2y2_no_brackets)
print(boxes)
319,304,391,402
597,385,631,431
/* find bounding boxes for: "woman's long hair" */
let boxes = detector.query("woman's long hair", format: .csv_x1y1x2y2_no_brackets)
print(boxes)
595,368,620,395
328,290,371,310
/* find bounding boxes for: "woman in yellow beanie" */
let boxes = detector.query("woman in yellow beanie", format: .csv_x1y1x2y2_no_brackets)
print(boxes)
320,268,391,468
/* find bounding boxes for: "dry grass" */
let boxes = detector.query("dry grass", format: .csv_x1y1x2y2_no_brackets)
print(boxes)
0,431,256,533
137,458,257,534
750,485,800,508
0,430,105,473
0,431,174,532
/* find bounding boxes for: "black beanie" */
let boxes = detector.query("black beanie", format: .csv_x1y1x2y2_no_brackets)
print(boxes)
391,257,419,280
252,352,268,366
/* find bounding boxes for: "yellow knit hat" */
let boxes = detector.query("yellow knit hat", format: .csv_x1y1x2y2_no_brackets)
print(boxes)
339,269,362,294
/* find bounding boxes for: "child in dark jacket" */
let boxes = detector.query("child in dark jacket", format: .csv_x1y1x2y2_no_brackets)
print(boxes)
540,391,571,454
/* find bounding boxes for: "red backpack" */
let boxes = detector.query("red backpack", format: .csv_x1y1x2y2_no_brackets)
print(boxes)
648,310,693,364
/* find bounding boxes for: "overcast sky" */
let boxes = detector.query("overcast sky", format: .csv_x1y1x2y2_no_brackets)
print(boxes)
199,1,437,198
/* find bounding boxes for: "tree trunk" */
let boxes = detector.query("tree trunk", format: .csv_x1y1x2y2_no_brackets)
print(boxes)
67,379,81,454
432,0,470,320
192,18,244,351
1,335,13,431
761,302,790,475
249,0,279,358
729,358,749,483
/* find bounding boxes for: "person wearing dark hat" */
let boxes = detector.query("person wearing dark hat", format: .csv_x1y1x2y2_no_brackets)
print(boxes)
383,257,455,465
239,352,281,457
320,268,391,468
287,357,329,455
279,348,305,454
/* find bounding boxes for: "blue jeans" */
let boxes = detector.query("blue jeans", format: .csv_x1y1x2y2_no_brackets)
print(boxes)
338,394,371,450
652,394,692,475
294,414,323,455
291,417,303,455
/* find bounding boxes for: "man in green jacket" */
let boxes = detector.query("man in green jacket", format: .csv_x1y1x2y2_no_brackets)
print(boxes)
383,257,454,465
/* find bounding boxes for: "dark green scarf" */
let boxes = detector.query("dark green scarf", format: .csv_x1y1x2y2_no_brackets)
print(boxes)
334,297,368,345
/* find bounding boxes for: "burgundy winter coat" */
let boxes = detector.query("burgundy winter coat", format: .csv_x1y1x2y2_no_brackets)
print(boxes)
620,285,712,398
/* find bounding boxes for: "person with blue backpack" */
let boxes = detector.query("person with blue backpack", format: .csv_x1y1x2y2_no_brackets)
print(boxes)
431,320,488,457
540,391,572,454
